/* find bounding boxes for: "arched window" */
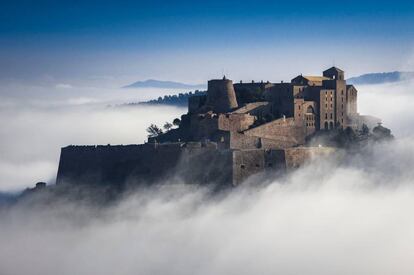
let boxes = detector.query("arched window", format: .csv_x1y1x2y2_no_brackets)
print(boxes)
306,106,315,114
255,138,262,149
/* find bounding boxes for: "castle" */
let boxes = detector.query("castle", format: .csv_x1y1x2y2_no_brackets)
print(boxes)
56,67,370,187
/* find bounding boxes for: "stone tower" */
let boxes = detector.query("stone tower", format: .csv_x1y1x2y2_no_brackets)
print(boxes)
323,66,345,81
205,76,238,113
322,67,347,129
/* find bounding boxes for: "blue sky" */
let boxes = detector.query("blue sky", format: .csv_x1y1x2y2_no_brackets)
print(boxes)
1,0,414,85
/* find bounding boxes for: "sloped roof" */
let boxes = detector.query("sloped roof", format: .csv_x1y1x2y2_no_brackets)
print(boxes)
232,102,268,114
303,76,330,82
323,66,344,73
296,76,330,86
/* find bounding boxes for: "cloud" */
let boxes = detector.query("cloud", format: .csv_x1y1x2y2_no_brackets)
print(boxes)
0,83,185,191
1,78,414,274
55,83,73,89
1,138,414,275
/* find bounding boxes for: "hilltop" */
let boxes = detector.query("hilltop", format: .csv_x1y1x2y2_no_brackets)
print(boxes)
122,79,205,90
347,71,414,85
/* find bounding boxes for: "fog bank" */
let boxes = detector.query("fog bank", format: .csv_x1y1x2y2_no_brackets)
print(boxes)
1,79,414,274
1,137,414,275
0,83,185,191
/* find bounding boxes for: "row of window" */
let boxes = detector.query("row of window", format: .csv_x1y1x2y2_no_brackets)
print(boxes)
324,121,334,129
241,163,274,169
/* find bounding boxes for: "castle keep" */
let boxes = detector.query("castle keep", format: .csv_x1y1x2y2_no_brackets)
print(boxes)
57,67,366,187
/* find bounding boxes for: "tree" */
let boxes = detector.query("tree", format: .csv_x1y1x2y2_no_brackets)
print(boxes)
146,124,163,138
372,123,393,140
163,122,173,131
361,123,370,135
173,118,181,127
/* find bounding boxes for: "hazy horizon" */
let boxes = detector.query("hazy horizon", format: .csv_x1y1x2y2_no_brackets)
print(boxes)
1,1,413,88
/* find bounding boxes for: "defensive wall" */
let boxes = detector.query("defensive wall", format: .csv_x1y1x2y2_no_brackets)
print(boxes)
56,142,233,187
57,143,335,187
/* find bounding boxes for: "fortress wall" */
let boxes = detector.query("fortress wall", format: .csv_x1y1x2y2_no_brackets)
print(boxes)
230,132,259,149
56,143,234,187
242,118,306,145
218,113,255,132
177,147,233,185
232,147,335,185
189,115,219,140
56,144,334,187
56,144,183,186
229,132,298,150
231,149,288,185
232,150,267,185
265,84,295,117
283,147,335,169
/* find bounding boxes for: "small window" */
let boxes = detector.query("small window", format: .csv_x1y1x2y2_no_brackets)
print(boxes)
241,164,245,169
325,113,328,119
330,113,333,119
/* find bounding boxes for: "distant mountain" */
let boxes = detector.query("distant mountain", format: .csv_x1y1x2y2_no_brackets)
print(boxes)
347,71,414,85
123,79,205,89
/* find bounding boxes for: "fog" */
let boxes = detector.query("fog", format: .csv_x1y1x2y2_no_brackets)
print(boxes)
1,79,414,274
0,83,185,191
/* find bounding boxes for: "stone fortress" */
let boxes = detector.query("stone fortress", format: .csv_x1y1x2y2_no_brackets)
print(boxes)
56,67,373,187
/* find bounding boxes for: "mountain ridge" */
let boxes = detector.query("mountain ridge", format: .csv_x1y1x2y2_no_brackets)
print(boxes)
123,79,205,89
347,71,414,85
